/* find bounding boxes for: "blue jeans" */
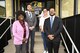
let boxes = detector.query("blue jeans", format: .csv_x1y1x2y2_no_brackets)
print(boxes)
41,32,47,50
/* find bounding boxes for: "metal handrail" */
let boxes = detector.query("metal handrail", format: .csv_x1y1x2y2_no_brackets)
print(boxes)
62,25,79,53
0,18,8,26
0,25,11,39
0,16,13,26
60,33,70,53
0,17,12,39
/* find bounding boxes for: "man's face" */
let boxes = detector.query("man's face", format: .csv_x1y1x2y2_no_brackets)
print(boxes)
49,8,55,16
27,5,32,11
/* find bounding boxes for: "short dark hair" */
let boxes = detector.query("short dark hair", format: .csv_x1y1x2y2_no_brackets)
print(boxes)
49,7,55,11
16,11,26,20
27,3,31,7
26,4,32,10
27,3,31,6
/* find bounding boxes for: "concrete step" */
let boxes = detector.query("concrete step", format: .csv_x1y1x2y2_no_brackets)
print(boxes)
35,35,42,41
35,32,41,36
4,32,65,53
34,43,44,53
35,32,43,43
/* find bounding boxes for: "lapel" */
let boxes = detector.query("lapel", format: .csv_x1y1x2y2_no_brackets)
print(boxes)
30,13,34,20
26,12,33,20
49,18,52,30
26,12,30,18
31,13,33,19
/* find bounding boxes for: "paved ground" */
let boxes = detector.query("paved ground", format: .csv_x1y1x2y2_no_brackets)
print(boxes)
4,32,65,53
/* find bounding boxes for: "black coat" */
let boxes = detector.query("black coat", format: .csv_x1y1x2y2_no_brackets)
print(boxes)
44,16,63,42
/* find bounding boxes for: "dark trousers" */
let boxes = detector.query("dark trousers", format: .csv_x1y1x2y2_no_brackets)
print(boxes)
15,43,27,53
47,40,60,53
41,32,47,50
26,30,35,52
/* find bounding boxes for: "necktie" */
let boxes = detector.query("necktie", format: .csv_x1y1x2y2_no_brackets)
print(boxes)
29,12,32,18
50,16,53,28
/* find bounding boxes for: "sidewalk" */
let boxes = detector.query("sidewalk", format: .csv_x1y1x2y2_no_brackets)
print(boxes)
4,32,65,53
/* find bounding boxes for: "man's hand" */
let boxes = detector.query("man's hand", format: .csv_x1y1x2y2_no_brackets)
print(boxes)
29,26,35,30
29,27,33,30
48,35,54,40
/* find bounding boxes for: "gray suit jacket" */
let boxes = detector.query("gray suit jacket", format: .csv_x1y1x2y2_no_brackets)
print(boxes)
25,12,37,28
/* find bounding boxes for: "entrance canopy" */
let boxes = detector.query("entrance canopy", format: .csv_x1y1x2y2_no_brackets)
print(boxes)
21,0,54,2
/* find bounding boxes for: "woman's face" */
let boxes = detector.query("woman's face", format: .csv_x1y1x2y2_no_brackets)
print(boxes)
18,14,24,21
43,9,47,13
43,9,48,15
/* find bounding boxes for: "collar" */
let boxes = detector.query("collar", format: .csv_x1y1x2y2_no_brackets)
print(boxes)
50,15,55,19
25,11,31,14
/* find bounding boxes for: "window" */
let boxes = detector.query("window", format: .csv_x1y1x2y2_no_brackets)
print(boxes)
55,0,59,16
0,0,6,17
62,0,74,18
78,0,80,14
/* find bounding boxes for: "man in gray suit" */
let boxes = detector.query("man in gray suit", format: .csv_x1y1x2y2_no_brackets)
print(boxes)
25,4,37,53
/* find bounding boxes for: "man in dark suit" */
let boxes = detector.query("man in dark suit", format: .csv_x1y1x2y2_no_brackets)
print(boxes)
25,4,37,53
44,8,63,53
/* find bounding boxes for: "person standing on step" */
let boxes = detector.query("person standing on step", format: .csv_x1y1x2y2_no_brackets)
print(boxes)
39,8,50,53
44,8,63,53
12,11,29,53
25,4,37,53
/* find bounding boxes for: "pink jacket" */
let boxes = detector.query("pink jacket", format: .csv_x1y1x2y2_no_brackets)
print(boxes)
12,20,29,45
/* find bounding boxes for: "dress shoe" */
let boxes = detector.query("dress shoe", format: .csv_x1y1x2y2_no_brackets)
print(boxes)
27,51,29,53
31,51,34,53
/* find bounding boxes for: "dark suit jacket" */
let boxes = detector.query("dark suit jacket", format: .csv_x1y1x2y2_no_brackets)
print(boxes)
44,16,63,42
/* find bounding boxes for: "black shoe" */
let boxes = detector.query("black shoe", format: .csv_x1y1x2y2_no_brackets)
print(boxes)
64,49,67,53
27,51,29,53
31,51,34,53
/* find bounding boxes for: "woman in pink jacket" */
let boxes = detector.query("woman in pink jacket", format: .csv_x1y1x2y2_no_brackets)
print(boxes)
12,11,29,53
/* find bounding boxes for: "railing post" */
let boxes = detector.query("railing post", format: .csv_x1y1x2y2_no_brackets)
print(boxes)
72,45,74,53
9,17,12,34
63,25,79,53
60,33,70,53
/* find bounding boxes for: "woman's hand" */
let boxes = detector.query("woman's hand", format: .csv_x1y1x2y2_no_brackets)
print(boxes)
22,38,27,43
